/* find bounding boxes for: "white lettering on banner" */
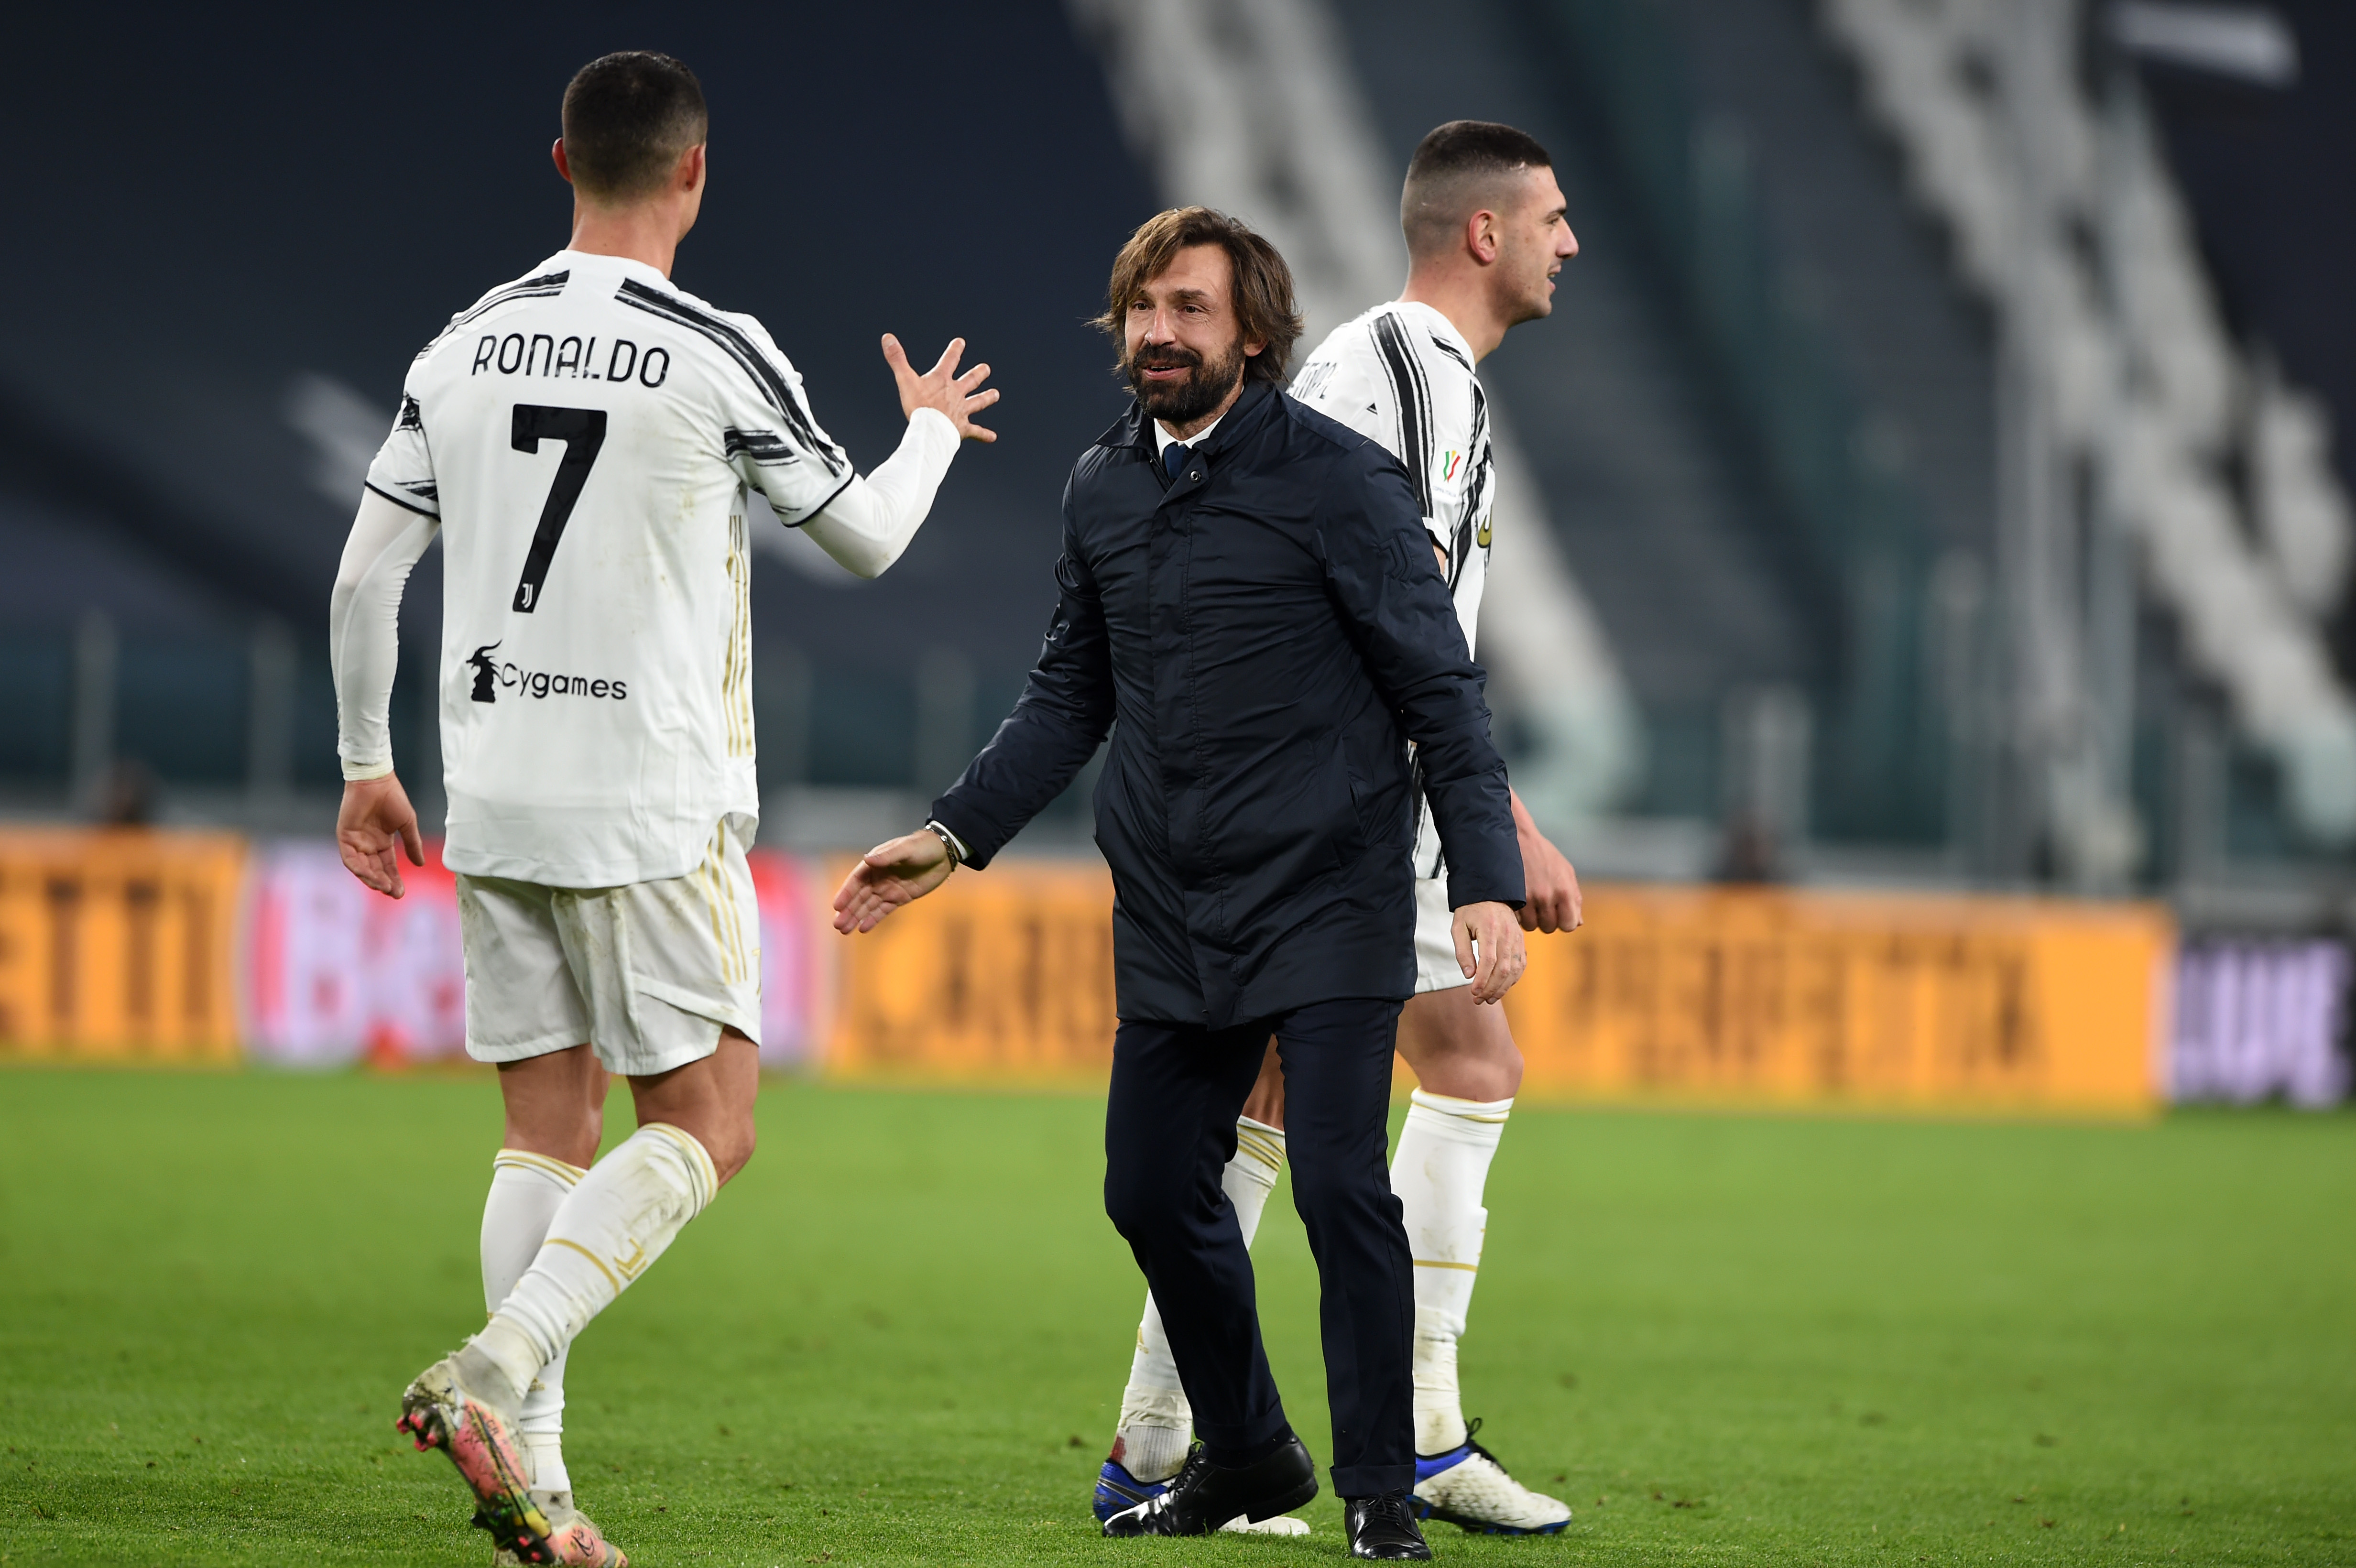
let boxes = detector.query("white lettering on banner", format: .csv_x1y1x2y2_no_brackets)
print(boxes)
241,840,826,1071
2171,939,2353,1108
243,842,465,1065
751,851,828,1070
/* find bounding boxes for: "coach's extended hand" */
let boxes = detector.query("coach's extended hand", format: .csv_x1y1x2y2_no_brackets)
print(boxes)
833,830,954,933
337,773,426,900
1452,900,1527,1004
882,334,1000,443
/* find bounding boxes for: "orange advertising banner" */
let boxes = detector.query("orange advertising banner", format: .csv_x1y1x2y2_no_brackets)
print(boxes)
822,867,2171,1114
0,826,2175,1114
1503,884,2171,1115
825,856,1120,1086
0,828,246,1063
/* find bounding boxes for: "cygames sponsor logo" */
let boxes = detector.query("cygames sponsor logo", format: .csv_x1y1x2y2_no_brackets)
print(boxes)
466,641,627,704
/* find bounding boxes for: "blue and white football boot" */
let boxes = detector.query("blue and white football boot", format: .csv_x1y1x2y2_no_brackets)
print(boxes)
1093,1460,1168,1524
1407,1420,1572,1535
1094,1456,1313,1535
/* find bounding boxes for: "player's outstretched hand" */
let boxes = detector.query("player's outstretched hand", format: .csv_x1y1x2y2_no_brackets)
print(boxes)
337,774,425,900
1518,828,1583,934
833,830,955,934
1510,787,1583,934
1452,900,1528,1005
884,334,999,443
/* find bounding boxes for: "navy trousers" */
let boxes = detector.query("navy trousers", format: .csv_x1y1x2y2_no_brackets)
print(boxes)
1102,996,1414,1497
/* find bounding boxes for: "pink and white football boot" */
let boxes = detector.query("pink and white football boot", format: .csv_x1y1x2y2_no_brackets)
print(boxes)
396,1350,555,1564
496,1491,628,1568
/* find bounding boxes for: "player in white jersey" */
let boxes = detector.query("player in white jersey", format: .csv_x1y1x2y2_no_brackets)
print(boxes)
1093,122,1586,1539
329,54,998,1565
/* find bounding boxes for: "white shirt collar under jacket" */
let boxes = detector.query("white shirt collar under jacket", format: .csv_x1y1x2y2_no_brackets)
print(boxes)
1153,409,1222,458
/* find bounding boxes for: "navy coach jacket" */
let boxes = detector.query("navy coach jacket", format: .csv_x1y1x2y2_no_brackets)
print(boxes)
928,381,1523,1029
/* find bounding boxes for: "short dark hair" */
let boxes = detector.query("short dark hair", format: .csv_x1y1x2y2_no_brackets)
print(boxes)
1401,120,1553,256
560,52,709,203
1092,207,1304,386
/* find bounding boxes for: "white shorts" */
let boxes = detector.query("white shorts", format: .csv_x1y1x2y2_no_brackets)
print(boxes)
456,814,763,1077
1412,875,1471,994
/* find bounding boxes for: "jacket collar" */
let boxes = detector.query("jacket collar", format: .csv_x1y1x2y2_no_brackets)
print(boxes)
1094,379,1280,457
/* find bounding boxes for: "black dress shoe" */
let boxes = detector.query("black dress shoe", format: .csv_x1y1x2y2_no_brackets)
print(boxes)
1101,1437,1319,1536
1345,1491,1433,1560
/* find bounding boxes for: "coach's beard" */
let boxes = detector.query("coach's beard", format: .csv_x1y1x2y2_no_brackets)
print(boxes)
1126,340,1246,429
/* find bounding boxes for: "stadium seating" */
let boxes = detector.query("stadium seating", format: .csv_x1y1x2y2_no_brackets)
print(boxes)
1821,0,2356,847
3,0,2350,887
0,7,1158,834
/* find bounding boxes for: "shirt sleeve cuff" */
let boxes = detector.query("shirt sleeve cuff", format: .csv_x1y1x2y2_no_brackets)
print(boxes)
1444,878,1525,912
908,405,959,448
341,757,395,782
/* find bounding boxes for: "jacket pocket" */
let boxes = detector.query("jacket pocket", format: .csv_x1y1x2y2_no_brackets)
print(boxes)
1294,746,1360,877
1347,751,1416,859
1227,743,1360,882
1346,768,1377,850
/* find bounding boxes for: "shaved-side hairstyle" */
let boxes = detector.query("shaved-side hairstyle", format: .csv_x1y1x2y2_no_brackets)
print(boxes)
1093,207,1305,386
561,52,709,203
1400,120,1554,257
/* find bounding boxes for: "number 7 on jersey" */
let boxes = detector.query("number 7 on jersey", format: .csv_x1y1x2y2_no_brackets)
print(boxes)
510,404,608,612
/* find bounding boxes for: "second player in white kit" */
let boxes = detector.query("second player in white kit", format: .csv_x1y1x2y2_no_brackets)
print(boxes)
1294,297,1504,996
1093,121,1587,1541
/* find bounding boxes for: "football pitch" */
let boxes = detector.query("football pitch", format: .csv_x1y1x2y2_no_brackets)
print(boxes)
0,1071,2348,1566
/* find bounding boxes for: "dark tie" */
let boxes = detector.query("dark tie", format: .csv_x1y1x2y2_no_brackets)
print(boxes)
1164,441,1191,479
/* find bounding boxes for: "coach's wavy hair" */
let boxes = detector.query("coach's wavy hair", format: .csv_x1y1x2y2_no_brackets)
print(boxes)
1092,207,1304,387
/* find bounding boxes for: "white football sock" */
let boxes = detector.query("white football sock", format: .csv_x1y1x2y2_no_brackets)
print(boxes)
1112,1117,1286,1483
482,1149,584,1493
1392,1088,1511,1453
470,1124,718,1403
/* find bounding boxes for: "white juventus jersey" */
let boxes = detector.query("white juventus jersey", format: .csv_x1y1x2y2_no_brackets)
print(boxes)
367,250,849,887
1290,301,1497,877
1289,301,1494,654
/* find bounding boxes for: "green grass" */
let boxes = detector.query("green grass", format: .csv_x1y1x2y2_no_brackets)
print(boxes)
0,1072,2349,1566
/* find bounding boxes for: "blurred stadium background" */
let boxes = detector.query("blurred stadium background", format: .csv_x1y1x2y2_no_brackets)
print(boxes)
1,0,2352,1108
6,5,2356,1564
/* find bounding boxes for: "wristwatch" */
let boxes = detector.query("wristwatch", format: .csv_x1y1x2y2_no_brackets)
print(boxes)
922,819,966,870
